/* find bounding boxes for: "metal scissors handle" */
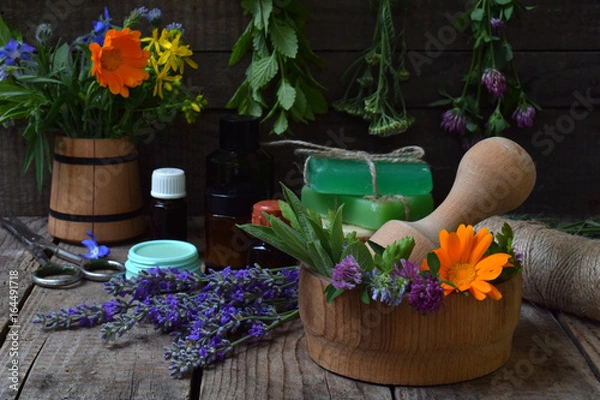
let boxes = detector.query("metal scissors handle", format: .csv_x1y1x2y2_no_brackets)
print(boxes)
0,216,126,288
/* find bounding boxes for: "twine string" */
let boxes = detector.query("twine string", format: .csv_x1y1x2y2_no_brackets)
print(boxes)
477,216,600,322
266,140,425,209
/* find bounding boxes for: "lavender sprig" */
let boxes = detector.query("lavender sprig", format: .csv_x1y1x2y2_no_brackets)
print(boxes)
33,265,300,379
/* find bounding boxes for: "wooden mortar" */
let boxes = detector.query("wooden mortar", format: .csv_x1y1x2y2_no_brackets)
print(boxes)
370,137,537,261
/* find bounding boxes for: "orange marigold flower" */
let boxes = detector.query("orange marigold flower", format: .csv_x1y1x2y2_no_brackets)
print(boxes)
90,28,151,98
422,224,512,301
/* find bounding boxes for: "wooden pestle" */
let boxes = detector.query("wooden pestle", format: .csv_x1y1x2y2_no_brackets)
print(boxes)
369,137,537,262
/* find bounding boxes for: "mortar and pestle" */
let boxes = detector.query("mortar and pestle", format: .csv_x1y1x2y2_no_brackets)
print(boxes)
299,136,537,385
369,136,537,260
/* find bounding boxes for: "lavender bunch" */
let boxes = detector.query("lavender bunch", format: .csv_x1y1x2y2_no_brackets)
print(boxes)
433,0,539,148
33,266,299,379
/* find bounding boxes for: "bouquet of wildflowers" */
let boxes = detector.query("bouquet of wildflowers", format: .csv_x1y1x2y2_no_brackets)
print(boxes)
241,184,523,312
433,0,539,148
0,7,207,187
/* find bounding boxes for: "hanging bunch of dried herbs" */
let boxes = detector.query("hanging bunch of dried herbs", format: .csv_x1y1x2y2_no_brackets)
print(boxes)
333,0,414,137
227,0,328,135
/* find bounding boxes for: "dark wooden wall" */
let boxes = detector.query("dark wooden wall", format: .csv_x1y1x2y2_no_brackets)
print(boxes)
1,0,599,218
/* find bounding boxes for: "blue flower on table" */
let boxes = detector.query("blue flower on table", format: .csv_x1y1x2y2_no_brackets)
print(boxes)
80,230,110,259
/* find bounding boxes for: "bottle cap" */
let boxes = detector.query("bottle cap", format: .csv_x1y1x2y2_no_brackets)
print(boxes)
219,114,260,153
151,168,186,199
252,200,284,226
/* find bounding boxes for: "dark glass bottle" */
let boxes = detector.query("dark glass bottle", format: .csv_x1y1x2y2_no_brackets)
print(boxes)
247,200,297,268
204,115,274,270
150,168,187,241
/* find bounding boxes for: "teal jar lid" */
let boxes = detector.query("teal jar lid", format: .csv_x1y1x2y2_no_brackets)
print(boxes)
125,240,201,279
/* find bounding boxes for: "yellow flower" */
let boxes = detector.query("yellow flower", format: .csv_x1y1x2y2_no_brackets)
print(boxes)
182,94,207,123
422,224,512,300
150,57,182,98
157,29,198,75
141,28,161,53
90,28,150,98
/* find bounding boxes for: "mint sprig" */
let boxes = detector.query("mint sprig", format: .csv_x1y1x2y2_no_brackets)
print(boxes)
227,0,327,135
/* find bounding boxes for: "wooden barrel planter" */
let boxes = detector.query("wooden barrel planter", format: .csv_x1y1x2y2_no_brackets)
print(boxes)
299,266,522,385
48,136,146,243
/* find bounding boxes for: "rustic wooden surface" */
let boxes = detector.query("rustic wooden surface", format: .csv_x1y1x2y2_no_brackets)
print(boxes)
1,217,599,399
0,0,599,218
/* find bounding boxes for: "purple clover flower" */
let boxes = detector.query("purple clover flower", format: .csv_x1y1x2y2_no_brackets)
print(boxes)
398,259,421,281
512,105,536,129
491,18,506,35
481,68,507,99
80,230,110,260
440,108,467,136
331,255,363,290
0,38,36,67
408,273,444,314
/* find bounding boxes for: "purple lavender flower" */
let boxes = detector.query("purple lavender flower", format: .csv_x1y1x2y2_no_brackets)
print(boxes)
481,68,507,99
0,38,36,66
80,230,110,260
490,18,506,35
331,255,363,290
440,108,467,136
248,322,267,338
408,273,444,314
512,105,536,129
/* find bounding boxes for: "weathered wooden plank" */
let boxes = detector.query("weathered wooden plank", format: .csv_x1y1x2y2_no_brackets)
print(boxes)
0,238,193,400
391,302,600,399
2,106,600,218
557,312,600,377
2,0,599,51
199,319,393,399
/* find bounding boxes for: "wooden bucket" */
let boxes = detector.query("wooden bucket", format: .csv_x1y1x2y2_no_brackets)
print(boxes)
48,136,146,243
299,266,522,385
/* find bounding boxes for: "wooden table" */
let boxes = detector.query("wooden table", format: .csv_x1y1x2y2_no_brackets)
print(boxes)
1,218,599,399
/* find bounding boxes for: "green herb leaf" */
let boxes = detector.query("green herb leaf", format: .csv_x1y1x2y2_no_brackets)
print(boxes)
230,24,253,66
249,53,279,89
325,284,345,303
277,79,296,110
342,241,375,273
273,110,288,134
470,8,484,22
270,20,298,59
367,240,387,257
495,0,513,5
426,252,441,277
361,287,371,304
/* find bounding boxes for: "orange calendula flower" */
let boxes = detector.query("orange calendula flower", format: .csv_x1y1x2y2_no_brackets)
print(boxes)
422,224,512,301
90,28,151,98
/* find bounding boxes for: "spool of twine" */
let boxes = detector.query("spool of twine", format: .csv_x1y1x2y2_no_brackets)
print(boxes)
478,216,600,321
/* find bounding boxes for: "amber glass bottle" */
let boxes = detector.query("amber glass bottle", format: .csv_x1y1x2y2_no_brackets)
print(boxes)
150,168,187,241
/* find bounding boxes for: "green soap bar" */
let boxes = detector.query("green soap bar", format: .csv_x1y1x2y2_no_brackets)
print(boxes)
302,186,434,230
306,157,432,196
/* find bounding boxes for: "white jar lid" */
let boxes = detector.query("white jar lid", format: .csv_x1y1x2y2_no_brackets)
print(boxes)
151,168,186,199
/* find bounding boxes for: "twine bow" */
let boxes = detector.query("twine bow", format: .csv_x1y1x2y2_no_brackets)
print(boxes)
266,140,427,219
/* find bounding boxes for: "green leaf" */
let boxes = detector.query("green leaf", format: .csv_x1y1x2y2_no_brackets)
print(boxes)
301,83,328,115
342,241,375,273
273,110,288,134
239,223,307,263
381,237,415,272
278,199,301,232
367,240,387,257
290,86,308,120
277,79,296,111
325,284,345,303
428,98,454,107
361,287,371,304
504,5,514,20
0,15,12,46
243,0,273,31
329,206,344,264
229,23,253,66
249,53,278,89
495,0,512,5
226,81,250,109
307,240,334,276
426,252,441,277
270,20,298,58
470,8,484,22
252,30,269,58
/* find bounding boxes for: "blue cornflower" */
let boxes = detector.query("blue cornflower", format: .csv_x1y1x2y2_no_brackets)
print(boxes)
166,22,185,35
0,38,36,66
80,230,110,259
146,8,162,25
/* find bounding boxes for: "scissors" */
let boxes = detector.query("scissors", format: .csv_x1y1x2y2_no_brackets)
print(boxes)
0,216,126,288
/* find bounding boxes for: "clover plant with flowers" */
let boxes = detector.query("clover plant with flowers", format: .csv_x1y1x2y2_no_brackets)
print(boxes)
432,0,539,149
240,184,523,314
0,7,207,188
